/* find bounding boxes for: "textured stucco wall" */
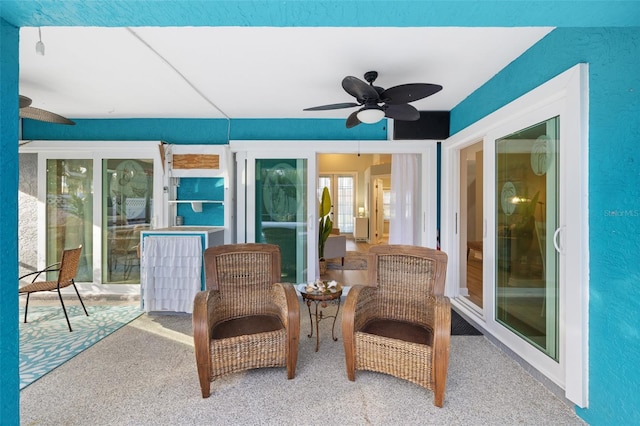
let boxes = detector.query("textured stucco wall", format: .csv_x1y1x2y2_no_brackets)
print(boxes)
0,18,20,426
18,153,38,278
451,27,640,425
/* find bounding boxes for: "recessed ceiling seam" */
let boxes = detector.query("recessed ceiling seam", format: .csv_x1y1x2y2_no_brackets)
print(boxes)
126,27,231,121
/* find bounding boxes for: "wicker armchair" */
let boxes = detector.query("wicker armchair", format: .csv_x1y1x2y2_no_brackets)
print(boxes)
342,245,451,407
19,246,88,332
193,243,300,398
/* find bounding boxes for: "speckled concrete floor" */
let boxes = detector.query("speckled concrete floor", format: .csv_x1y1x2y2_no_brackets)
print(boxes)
19,298,586,426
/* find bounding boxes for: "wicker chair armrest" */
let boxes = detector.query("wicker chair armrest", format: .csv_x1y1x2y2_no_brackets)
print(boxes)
342,285,377,381
270,282,300,377
269,283,300,330
19,262,61,283
350,285,379,331
432,295,451,389
342,285,377,341
193,289,219,376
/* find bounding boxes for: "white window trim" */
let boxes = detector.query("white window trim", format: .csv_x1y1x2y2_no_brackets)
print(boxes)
441,64,589,407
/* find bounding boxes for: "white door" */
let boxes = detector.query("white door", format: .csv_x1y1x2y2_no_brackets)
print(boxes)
441,64,588,406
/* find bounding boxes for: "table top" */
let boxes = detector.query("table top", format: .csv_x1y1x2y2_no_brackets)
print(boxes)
298,283,343,301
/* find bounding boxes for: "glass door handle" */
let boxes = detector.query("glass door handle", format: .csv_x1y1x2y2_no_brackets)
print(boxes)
553,226,564,254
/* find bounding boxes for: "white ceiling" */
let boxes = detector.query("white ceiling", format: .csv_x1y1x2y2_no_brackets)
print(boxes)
18,26,553,122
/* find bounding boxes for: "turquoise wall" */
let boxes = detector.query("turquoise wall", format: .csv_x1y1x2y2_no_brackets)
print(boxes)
3,1,640,425
0,19,20,426
22,118,387,143
451,27,640,424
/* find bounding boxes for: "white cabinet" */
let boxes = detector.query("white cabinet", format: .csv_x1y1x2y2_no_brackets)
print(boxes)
353,217,369,241
162,145,233,243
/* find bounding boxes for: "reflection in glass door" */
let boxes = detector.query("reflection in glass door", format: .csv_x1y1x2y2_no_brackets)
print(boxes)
459,142,484,308
256,159,308,283
495,116,559,359
46,159,93,282
102,159,154,284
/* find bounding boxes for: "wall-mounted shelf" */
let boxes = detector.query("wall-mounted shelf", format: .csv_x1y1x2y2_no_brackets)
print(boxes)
168,200,224,213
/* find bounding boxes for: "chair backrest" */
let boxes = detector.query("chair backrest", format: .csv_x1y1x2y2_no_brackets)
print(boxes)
368,244,448,322
204,243,282,316
57,246,83,287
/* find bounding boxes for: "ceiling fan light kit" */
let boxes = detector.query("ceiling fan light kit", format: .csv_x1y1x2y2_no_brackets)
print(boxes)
304,70,442,128
356,106,385,124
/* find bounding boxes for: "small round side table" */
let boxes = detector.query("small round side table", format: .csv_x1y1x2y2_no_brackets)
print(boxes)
299,284,343,352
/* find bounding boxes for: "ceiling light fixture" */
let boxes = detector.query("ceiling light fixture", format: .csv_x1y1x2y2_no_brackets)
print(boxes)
356,105,385,124
35,27,45,56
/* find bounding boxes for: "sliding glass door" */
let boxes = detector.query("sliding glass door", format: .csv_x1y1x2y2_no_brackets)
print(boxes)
102,158,154,284
495,116,559,359
45,159,93,282
255,159,308,283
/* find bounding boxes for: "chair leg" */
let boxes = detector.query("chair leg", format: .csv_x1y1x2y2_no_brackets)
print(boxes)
71,281,89,317
57,287,73,332
24,293,31,323
198,370,211,398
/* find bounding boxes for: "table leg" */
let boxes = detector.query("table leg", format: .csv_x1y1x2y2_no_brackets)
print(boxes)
314,301,320,352
305,299,314,338
331,298,341,342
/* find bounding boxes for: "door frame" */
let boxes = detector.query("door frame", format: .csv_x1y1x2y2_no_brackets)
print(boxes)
441,64,589,406
18,140,164,295
230,140,438,281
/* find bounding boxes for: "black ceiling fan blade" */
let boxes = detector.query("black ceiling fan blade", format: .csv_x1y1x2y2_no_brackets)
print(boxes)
381,83,443,105
304,102,360,111
345,110,361,128
342,76,380,103
19,106,76,125
19,95,32,108
384,103,420,121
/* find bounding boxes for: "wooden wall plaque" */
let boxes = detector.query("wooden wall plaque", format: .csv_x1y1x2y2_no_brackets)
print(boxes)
172,154,220,170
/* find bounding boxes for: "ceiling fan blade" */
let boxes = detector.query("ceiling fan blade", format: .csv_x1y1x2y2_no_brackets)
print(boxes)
19,95,32,108
342,76,380,103
381,83,443,105
304,102,359,111
346,110,361,128
19,106,76,125
384,103,420,121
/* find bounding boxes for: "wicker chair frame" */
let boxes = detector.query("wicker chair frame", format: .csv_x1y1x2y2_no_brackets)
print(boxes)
342,244,451,407
193,243,300,398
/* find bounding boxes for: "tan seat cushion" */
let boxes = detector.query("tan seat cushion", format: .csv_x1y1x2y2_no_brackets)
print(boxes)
360,319,433,346
212,315,284,339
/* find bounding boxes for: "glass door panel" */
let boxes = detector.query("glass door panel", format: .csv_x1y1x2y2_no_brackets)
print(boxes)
460,142,484,308
257,159,308,283
318,174,355,233
495,116,559,359
46,159,93,282
102,159,154,283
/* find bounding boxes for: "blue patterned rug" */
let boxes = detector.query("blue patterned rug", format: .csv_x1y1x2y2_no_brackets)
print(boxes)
19,304,143,390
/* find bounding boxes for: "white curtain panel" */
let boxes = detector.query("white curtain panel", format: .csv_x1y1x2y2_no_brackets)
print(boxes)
141,236,202,313
389,153,420,245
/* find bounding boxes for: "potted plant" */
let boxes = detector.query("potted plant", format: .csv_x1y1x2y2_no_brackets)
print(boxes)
318,187,333,274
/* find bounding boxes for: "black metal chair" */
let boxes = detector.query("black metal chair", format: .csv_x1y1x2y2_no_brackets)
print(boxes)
19,246,88,332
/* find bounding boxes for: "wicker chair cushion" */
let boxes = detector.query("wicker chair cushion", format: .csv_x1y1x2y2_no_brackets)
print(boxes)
360,319,433,346
211,315,284,340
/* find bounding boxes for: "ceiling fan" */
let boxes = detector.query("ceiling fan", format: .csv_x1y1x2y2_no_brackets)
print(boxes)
304,71,442,128
19,95,75,125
